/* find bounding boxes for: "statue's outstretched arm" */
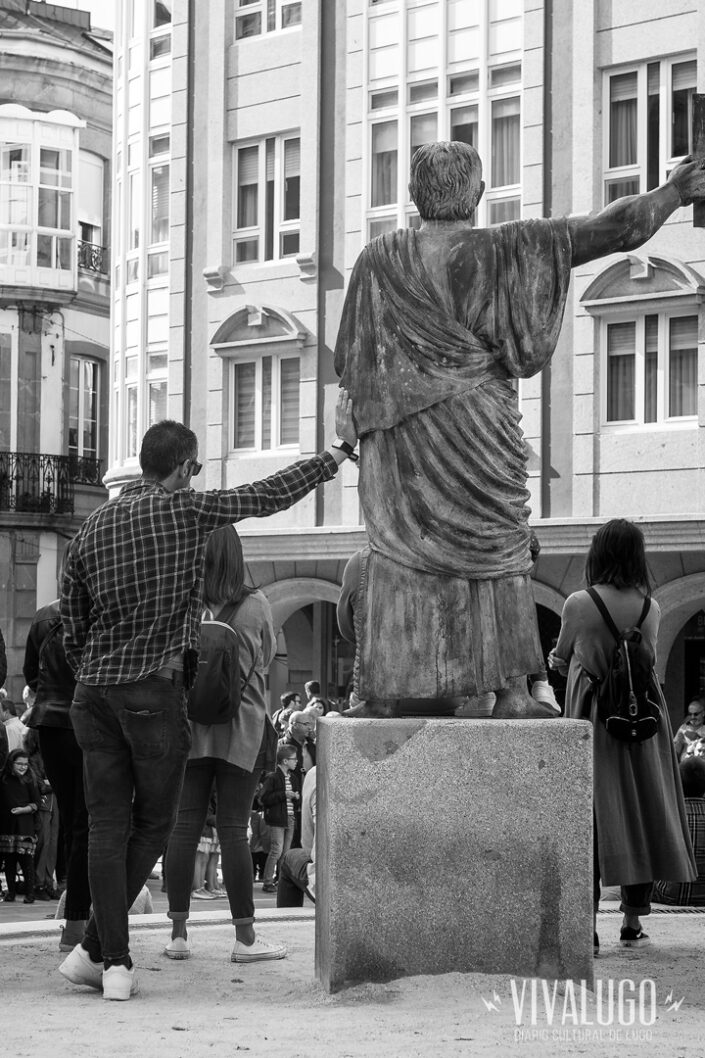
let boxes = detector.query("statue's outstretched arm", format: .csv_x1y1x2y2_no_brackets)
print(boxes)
568,156,705,268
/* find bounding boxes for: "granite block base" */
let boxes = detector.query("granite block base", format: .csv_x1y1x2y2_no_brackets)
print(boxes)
315,718,593,992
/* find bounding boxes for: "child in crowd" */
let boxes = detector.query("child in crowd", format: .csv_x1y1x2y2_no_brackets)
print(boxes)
0,749,40,903
259,746,299,893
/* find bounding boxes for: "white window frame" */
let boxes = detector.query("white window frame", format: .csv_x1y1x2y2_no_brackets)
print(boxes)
602,53,696,206
599,305,699,430
364,0,522,241
68,355,100,460
230,349,300,453
232,133,301,266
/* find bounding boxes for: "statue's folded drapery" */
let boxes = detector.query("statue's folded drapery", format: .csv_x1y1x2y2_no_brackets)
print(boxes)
335,219,573,580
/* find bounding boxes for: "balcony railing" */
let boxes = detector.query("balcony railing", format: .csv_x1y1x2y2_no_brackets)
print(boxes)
0,452,103,515
77,240,108,275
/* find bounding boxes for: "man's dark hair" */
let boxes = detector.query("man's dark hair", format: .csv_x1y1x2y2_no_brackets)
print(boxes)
584,519,651,592
277,744,298,764
680,756,705,798
305,680,320,697
140,420,198,480
409,141,483,221
281,691,299,709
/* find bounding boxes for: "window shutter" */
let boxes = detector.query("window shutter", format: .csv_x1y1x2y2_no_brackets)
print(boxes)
279,358,300,445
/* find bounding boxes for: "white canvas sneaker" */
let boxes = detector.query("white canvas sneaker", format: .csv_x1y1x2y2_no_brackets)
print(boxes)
58,944,103,990
102,964,139,1001
231,935,287,963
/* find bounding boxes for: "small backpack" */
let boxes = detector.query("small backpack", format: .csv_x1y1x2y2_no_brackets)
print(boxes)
586,588,660,744
187,599,257,726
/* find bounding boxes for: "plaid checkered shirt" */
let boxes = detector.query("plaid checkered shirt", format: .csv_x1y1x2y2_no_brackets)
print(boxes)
653,798,705,906
61,453,339,686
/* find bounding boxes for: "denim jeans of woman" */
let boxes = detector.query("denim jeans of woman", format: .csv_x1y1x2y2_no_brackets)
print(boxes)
166,751,263,926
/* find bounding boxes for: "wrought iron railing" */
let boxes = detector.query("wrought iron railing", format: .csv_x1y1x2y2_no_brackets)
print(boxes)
77,240,108,274
0,452,102,515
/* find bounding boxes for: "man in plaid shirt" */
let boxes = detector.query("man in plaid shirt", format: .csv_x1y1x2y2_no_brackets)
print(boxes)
58,390,357,1001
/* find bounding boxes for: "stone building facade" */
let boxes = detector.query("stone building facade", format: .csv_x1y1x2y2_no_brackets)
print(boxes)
111,0,705,725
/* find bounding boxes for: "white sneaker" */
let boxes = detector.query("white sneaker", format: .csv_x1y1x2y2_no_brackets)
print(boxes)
164,936,191,960
59,943,103,990
192,887,217,900
231,935,287,963
102,964,139,1001
531,680,561,714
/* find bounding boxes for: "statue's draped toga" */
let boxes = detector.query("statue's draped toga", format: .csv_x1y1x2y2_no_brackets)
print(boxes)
334,219,573,700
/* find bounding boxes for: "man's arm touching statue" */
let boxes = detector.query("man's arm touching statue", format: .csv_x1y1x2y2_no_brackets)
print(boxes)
569,155,705,268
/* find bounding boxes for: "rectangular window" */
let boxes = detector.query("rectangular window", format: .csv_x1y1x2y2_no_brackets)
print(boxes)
0,333,11,448
233,135,300,265
605,313,698,426
69,357,99,460
232,355,300,451
604,56,695,204
371,121,398,208
150,163,169,244
235,0,301,39
491,97,520,187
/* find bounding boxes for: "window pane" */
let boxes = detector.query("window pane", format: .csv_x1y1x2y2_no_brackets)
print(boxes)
1,144,30,182
236,239,258,262
0,230,30,265
409,81,438,103
234,362,256,447
280,358,300,445
283,138,300,221
262,356,272,449
236,12,261,38
265,139,274,261
127,386,138,457
490,63,521,88
154,1,172,27
371,121,398,207
644,315,658,423
0,183,30,226
129,173,141,249
148,380,167,427
150,34,171,59
370,89,398,110
647,62,660,191
369,216,396,239
672,60,696,157
0,333,12,448
150,164,170,243
449,72,479,95
149,133,170,156
451,105,478,147
282,2,301,27
40,148,72,188
237,146,258,228
607,322,636,421
669,315,698,417
148,250,169,277
410,113,438,160
280,231,300,256
605,178,640,203
491,97,520,186
609,73,637,168
18,345,40,452
488,198,520,224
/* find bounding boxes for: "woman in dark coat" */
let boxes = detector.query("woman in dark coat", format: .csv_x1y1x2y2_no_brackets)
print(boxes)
0,748,40,902
550,519,695,951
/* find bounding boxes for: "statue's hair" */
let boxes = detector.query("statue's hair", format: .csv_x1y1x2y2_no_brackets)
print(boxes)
409,141,483,220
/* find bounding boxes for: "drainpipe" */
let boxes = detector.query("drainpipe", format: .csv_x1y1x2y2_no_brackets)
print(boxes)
540,0,553,518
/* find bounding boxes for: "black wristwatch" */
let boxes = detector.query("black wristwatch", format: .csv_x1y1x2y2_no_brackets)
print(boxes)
331,438,359,463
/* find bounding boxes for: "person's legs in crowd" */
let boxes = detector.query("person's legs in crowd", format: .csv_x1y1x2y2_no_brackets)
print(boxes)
214,757,286,962
262,826,284,892
164,760,214,957
620,882,652,946
63,677,189,999
39,726,91,949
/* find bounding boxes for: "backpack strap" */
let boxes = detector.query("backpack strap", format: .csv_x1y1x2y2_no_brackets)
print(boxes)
209,597,257,692
586,587,651,643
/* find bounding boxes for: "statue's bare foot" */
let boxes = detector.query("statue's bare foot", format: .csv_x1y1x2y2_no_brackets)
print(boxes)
341,698,398,719
492,677,557,719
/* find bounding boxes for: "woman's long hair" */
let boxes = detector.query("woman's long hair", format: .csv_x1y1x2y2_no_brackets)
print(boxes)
584,518,651,592
3,748,32,783
203,525,258,608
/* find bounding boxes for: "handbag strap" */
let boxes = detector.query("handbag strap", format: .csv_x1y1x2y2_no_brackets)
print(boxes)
206,597,257,691
586,587,650,643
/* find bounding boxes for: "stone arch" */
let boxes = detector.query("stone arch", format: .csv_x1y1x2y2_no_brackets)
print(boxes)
654,573,705,671
262,577,341,634
580,254,705,306
210,304,306,352
531,581,566,617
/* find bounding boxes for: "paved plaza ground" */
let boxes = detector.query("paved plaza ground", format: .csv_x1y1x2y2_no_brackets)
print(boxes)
1,880,704,1058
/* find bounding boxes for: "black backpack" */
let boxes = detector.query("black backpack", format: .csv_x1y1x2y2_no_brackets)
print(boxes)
187,599,257,726
586,588,660,744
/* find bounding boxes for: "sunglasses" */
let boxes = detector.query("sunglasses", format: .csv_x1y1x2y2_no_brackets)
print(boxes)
188,459,202,476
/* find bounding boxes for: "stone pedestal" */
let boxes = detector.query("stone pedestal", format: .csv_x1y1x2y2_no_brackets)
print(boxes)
315,718,593,993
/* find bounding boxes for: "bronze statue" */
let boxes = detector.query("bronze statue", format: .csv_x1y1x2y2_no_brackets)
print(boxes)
335,141,705,718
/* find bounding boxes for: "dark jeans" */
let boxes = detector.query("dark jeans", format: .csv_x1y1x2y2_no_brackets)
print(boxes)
5,852,34,896
593,817,652,916
39,727,90,918
276,849,313,908
166,753,263,925
71,676,191,963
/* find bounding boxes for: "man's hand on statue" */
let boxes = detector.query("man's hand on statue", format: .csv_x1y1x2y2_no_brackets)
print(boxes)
335,388,357,447
667,156,705,207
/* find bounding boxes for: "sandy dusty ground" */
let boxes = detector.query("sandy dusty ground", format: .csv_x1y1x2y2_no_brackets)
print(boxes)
1,910,704,1057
